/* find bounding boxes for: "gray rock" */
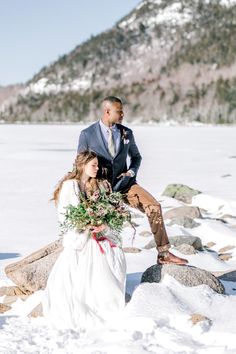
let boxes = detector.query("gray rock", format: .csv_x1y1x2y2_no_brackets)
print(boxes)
169,235,203,250
125,293,131,303
29,303,43,318
141,264,225,294
218,253,232,261
168,216,200,228
218,245,235,253
0,303,11,313
218,270,236,282
190,313,212,326
205,241,216,248
175,244,197,255
164,206,202,220
123,247,141,253
139,230,152,237
144,239,156,249
132,212,145,219
0,286,28,296
144,235,203,251
4,294,29,306
5,239,63,293
162,184,201,204
221,214,236,220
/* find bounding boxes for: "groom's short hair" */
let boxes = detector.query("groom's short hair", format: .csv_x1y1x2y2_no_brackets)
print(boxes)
102,96,122,105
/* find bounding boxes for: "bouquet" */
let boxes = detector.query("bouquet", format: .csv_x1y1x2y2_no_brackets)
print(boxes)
60,190,132,237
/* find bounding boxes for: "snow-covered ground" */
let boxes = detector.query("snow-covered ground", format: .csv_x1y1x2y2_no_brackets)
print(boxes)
0,124,236,353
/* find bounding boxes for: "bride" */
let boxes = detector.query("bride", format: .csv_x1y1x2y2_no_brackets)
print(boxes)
42,150,126,330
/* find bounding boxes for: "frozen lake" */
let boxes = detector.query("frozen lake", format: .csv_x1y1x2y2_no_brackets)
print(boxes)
0,124,236,266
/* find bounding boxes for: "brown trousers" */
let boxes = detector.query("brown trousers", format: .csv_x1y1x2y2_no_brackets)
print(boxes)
125,184,170,252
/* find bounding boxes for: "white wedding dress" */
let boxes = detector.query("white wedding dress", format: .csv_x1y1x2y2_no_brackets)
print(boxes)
42,179,126,330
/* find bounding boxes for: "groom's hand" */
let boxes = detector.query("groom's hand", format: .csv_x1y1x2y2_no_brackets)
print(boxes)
117,171,132,178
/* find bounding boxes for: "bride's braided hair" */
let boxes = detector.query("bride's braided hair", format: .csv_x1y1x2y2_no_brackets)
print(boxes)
52,150,110,205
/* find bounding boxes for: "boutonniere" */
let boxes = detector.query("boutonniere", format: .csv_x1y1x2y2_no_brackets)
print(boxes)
122,129,129,144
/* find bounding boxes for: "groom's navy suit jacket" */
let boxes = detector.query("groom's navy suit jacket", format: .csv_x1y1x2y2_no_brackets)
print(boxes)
77,121,142,192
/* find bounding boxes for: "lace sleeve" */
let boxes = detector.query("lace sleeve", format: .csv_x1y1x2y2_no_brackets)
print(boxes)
58,180,89,250
57,180,80,224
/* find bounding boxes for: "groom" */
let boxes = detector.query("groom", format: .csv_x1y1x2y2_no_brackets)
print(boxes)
77,96,187,265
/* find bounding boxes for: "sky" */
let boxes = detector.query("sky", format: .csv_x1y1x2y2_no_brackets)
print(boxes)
0,0,140,86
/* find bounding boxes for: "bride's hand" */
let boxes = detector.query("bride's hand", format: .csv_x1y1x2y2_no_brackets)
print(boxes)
90,224,107,233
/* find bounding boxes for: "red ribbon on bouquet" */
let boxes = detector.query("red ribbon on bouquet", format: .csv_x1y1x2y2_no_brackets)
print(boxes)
91,232,116,254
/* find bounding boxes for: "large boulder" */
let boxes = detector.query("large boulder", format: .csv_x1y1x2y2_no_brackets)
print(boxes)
162,184,201,204
5,239,63,293
141,264,225,294
164,206,202,220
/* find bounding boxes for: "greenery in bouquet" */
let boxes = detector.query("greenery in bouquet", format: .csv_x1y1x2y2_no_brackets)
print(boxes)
60,190,132,236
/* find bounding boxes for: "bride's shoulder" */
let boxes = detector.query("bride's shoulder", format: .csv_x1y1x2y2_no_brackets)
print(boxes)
62,179,76,185
59,179,80,201
61,179,78,190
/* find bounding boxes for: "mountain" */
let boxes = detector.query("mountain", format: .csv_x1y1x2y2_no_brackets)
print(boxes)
1,0,236,123
0,84,25,118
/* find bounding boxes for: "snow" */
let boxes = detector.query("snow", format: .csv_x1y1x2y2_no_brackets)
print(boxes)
146,2,192,27
149,0,162,5
192,194,236,218
19,73,93,97
119,1,192,30
119,0,236,34
26,78,62,95
119,13,137,29
0,124,236,353
68,78,91,91
218,0,236,7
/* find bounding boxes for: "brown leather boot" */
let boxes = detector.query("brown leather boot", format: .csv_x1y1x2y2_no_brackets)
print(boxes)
158,251,188,265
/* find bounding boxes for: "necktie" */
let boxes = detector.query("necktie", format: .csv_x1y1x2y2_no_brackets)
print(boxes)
108,128,116,157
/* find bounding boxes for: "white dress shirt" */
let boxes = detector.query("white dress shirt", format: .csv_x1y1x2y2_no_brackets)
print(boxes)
99,120,120,153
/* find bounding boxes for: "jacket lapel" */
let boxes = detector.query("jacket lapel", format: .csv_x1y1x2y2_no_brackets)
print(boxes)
114,124,125,158
94,121,112,160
